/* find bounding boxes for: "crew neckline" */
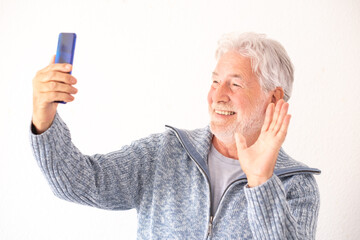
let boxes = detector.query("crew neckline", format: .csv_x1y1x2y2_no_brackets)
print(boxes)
210,144,241,166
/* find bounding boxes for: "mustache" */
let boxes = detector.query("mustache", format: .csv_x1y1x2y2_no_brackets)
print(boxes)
211,103,236,112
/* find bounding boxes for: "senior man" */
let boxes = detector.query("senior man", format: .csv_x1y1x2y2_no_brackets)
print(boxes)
30,32,320,239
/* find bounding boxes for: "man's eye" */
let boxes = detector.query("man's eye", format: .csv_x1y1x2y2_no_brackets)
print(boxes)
233,83,243,88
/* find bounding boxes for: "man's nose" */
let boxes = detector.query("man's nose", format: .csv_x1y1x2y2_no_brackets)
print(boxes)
213,82,230,103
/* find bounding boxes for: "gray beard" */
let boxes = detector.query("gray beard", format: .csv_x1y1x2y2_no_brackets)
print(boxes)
209,112,264,144
209,97,267,144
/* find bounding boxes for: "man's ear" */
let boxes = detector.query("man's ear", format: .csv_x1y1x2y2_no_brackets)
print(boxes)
271,87,285,103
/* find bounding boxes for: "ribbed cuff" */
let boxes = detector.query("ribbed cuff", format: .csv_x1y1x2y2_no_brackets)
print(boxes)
29,112,72,175
244,174,290,239
30,112,70,139
29,112,74,200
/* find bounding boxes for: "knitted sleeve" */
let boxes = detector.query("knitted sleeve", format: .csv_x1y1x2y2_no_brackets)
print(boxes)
244,174,320,239
30,112,160,210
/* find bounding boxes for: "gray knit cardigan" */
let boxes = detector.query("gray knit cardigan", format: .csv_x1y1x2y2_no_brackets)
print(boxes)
30,112,321,239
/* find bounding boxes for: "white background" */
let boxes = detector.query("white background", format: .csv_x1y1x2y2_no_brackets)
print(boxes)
1,0,360,239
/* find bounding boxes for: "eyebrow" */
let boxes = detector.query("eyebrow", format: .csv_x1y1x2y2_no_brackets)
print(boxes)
229,74,243,79
212,72,243,79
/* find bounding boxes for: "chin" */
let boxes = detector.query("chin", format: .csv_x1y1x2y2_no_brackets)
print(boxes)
210,119,263,142
209,122,236,142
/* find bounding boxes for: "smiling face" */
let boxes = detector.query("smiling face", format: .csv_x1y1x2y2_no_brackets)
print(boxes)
208,51,270,142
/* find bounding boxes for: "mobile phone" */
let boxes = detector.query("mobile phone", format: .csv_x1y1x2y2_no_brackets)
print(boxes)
54,33,77,104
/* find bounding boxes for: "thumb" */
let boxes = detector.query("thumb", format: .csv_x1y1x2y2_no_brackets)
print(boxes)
50,55,56,64
235,132,247,151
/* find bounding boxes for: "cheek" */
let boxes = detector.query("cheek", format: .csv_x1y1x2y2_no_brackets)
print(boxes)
232,94,252,114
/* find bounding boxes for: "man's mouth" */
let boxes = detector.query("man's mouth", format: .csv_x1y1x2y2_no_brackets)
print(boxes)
215,110,236,116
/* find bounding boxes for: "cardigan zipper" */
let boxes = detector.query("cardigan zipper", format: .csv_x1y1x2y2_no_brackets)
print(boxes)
167,127,214,238
208,216,213,237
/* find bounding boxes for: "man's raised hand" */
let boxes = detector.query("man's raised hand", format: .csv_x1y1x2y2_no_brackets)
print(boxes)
32,55,78,134
235,99,291,187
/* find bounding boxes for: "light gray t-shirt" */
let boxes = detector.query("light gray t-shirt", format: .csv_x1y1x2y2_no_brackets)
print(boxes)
208,144,243,216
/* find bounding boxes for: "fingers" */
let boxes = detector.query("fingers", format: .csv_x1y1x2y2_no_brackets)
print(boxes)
261,103,275,133
48,63,72,73
38,71,77,85
39,81,78,95
273,101,289,132
269,99,284,131
263,99,291,138
268,100,290,137
278,114,291,138
40,91,75,103
33,56,78,106
40,60,72,74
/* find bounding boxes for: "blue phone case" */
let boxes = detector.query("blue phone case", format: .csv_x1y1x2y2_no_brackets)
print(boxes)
54,33,76,104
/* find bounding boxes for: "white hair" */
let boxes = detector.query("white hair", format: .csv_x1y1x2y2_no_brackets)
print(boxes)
215,32,294,101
